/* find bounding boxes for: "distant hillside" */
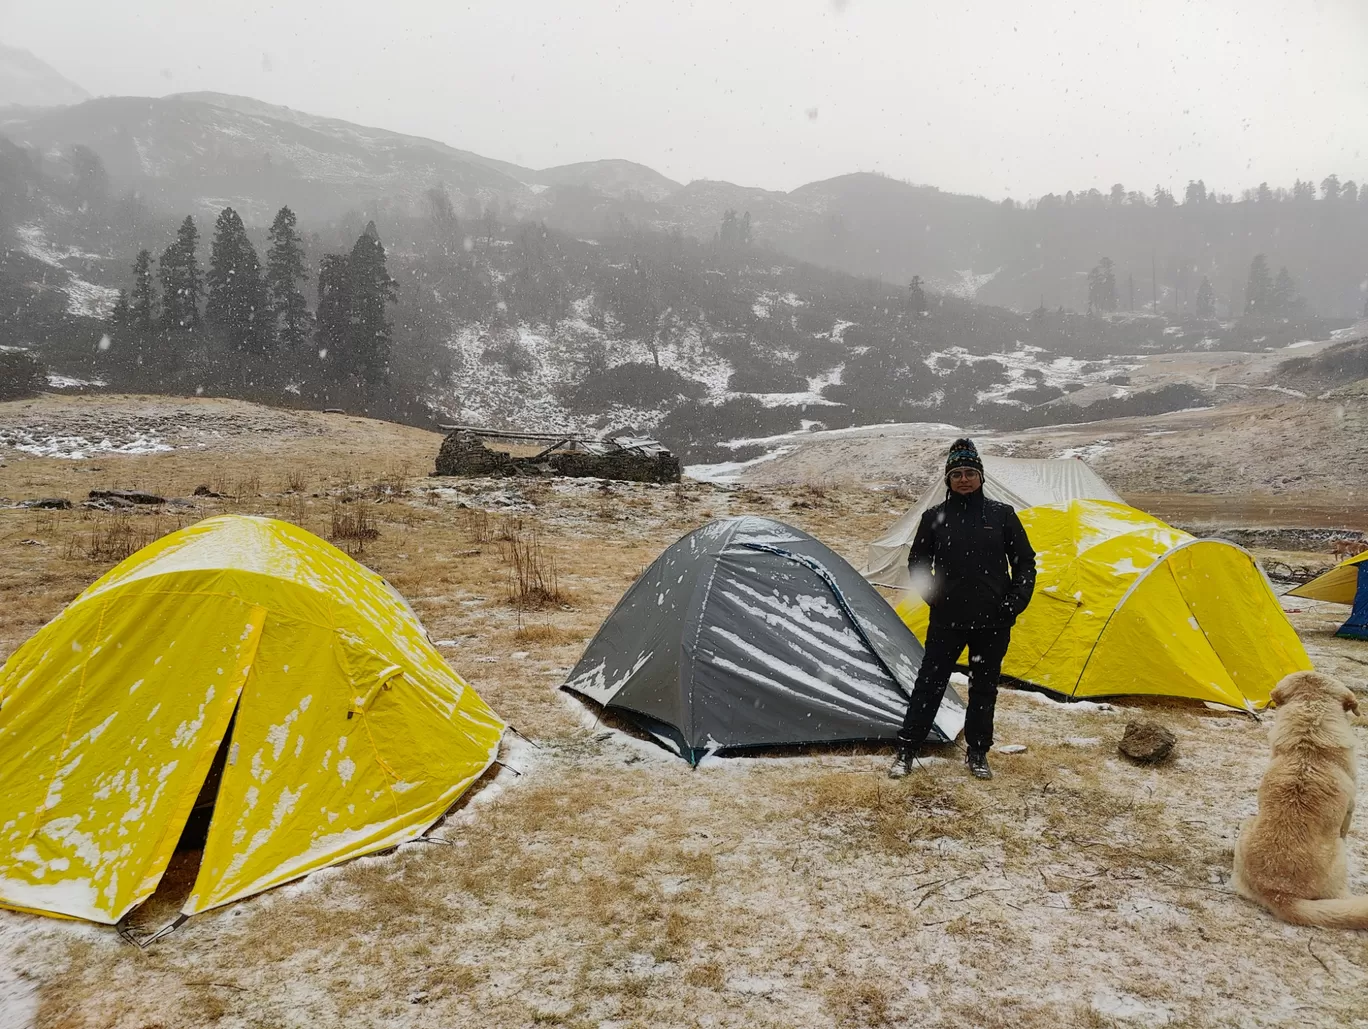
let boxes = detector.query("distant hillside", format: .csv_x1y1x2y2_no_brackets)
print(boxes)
534,160,680,202
5,89,1366,318
0,43,88,108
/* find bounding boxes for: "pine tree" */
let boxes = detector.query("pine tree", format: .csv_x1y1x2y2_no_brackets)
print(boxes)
1195,276,1215,319
158,216,203,332
315,253,352,378
1087,257,1117,313
1271,267,1303,317
130,249,156,331
345,221,398,383
907,275,927,317
206,207,270,352
719,209,740,247
1244,254,1273,315
266,206,310,347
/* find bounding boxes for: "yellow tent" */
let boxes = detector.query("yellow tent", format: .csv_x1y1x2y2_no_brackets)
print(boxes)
896,500,1311,710
0,515,504,924
1287,550,1368,604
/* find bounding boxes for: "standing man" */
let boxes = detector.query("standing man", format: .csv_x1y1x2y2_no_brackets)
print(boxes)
890,439,1036,781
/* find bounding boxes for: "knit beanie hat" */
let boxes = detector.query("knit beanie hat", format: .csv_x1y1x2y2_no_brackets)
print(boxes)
945,438,984,479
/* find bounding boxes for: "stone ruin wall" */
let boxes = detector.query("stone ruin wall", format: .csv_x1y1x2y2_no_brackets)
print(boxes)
433,431,681,484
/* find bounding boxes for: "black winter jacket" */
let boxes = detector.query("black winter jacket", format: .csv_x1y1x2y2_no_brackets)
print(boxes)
907,489,1037,630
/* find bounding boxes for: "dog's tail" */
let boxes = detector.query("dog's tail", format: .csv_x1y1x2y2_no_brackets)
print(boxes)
1273,895,1368,929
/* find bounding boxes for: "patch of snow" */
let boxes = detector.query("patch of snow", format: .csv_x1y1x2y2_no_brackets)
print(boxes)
806,365,843,393
940,267,1000,299
728,391,839,408
0,429,173,460
45,374,107,389
1281,339,1318,349
1054,441,1112,461
686,448,794,484
63,277,120,320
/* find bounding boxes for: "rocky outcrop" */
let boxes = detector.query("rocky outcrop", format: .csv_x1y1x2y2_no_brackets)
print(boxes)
433,431,680,483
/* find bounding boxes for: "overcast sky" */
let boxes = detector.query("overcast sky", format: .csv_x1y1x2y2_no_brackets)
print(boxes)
7,0,1368,198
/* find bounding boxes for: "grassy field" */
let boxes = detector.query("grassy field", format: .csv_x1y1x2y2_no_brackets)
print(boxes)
2,396,1367,1029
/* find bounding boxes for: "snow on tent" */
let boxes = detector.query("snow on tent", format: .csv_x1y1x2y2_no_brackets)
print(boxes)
861,456,1122,589
562,516,964,765
1287,550,1368,640
896,500,1311,710
0,515,504,925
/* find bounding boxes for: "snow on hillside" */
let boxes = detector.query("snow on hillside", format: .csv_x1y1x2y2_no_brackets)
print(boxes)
15,224,120,319
443,316,734,432
938,268,1000,299
922,343,1140,405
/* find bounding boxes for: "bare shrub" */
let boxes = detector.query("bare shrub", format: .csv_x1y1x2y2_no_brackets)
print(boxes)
501,522,564,610
370,461,412,502
232,473,261,503
330,500,380,553
461,508,497,544
64,513,181,563
282,468,308,494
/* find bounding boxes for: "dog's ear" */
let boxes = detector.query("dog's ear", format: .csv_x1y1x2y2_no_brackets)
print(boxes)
1271,675,1299,707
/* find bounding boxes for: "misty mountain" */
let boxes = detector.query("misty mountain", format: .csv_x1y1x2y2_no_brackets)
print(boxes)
3,121,1342,465
5,89,1365,319
0,44,88,109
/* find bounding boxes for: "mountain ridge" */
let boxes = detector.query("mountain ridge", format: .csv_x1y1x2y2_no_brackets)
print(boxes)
2,88,1366,317
0,43,89,109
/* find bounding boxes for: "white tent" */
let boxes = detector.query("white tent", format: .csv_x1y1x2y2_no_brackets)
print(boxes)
860,456,1123,589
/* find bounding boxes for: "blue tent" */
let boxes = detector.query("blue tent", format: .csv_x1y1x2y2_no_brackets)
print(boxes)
1336,563,1368,640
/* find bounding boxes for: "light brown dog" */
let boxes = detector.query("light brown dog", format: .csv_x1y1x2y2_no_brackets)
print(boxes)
1233,670,1366,928
1330,539,1368,560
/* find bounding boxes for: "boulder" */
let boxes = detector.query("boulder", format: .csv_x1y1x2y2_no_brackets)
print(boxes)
1118,720,1177,764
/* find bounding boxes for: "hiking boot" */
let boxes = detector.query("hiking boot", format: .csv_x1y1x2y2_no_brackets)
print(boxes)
888,747,917,779
966,748,993,780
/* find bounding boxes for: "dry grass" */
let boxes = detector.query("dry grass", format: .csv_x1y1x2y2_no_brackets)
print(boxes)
3,395,1367,1029
512,621,582,646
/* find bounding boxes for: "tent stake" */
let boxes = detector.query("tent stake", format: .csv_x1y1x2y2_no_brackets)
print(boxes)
505,725,542,749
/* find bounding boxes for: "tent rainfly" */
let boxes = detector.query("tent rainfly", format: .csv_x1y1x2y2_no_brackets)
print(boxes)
862,456,1122,589
0,516,504,924
897,500,1312,710
562,516,964,764
1288,551,1368,640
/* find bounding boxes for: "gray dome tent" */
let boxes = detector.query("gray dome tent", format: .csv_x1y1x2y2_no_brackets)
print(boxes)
562,516,964,764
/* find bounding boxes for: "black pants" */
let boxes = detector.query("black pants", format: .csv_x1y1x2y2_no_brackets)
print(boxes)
898,622,1011,753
